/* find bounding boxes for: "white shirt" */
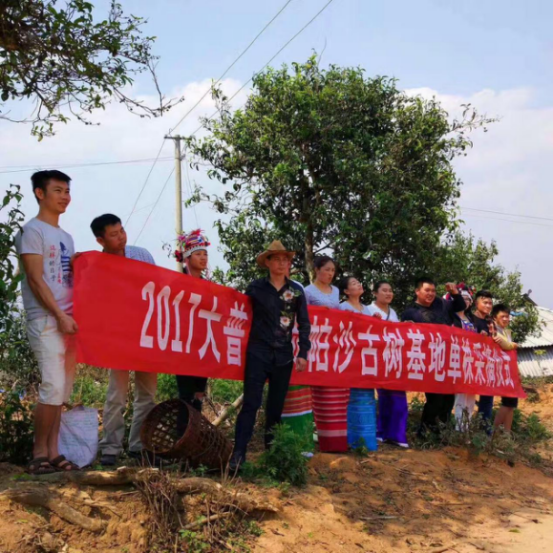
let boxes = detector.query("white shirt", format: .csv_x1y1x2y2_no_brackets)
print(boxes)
15,218,75,320
366,302,399,322
339,301,372,316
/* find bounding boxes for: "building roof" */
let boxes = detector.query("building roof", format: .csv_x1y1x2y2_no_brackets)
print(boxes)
517,348,553,378
519,306,553,349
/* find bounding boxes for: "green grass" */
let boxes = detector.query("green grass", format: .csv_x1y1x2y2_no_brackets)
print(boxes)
70,366,109,407
156,373,179,402
211,379,243,404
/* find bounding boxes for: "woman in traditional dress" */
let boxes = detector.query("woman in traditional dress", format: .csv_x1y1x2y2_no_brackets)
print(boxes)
366,281,408,448
305,256,350,452
280,262,314,452
174,230,211,412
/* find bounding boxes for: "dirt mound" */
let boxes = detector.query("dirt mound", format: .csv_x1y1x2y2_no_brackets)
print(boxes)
1,450,552,553
255,445,553,553
1,394,553,552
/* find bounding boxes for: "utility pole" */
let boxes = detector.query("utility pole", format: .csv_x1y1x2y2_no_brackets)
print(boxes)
165,135,184,272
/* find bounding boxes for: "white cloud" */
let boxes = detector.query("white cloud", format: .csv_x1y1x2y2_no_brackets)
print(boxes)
0,78,246,166
2,81,552,308
0,78,249,275
407,86,553,307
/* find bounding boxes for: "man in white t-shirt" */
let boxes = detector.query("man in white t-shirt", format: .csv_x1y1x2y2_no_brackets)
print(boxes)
15,170,79,474
89,213,157,466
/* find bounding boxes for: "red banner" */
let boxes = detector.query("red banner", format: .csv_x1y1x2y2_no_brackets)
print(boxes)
73,252,524,398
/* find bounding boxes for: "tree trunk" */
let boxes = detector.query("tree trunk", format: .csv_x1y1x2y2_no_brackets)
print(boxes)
2,488,107,533
304,214,315,278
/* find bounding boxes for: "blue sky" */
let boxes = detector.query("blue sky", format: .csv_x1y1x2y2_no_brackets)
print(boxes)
1,0,552,306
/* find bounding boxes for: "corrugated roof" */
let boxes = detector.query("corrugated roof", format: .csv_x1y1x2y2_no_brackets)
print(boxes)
517,348,553,378
519,306,553,349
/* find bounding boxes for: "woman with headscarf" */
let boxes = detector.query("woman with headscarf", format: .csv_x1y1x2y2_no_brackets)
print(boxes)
174,230,211,412
305,256,350,452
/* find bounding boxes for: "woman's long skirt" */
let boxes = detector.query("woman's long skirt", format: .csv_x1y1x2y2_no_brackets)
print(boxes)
312,387,350,452
376,389,409,447
281,385,315,451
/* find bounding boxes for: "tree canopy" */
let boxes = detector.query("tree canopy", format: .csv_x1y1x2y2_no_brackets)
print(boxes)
186,57,538,341
0,0,180,138
434,232,539,342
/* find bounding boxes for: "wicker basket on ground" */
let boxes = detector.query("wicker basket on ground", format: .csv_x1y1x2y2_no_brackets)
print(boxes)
140,399,233,470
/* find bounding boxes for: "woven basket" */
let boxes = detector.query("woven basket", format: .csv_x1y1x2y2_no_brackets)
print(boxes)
140,399,233,470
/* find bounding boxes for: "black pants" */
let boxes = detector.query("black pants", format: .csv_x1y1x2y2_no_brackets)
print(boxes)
419,393,455,435
233,353,293,460
477,395,494,421
176,375,208,412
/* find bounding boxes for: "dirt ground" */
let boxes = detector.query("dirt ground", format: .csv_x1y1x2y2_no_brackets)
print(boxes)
255,447,553,553
1,394,552,553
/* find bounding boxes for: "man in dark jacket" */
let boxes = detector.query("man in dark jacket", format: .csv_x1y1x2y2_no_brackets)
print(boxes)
229,241,311,471
469,290,495,427
402,277,466,437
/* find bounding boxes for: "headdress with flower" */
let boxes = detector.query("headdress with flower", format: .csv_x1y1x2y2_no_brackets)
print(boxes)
174,229,211,263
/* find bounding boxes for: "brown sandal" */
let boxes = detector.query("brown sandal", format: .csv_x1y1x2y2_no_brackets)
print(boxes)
27,457,56,475
49,455,80,472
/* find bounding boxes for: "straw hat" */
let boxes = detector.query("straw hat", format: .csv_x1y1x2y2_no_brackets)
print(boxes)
256,240,295,268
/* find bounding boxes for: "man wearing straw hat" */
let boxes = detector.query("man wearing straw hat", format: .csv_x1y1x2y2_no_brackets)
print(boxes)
229,240,311,471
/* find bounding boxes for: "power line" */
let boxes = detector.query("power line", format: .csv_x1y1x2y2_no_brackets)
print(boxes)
124,141,167,227
461,212,553,229
133,168,175,245
0,157,173,175
134,0,336,244
122,201,157,219
125,0,294,230
169,0,295,135
460,206,553,223
190,0,337,137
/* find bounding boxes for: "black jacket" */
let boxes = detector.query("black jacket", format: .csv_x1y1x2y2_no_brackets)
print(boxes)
468,312,491,335
245,277,311,363
401,294,466,326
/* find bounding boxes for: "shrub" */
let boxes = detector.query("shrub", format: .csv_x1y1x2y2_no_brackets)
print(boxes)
0,186,39,392
0,389,34,465
156,376,243,404
70,366,109,407
512,410,552,444
0,308,40,390
256,424,309,487
156,373,179,402
406,395,425,438
211,379,243,404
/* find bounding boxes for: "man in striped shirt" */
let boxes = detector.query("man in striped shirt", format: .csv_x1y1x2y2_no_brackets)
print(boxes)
90,214,157,466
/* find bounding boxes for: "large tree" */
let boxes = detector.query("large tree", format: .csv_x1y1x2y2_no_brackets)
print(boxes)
0,0,180,139
186,57,491,300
